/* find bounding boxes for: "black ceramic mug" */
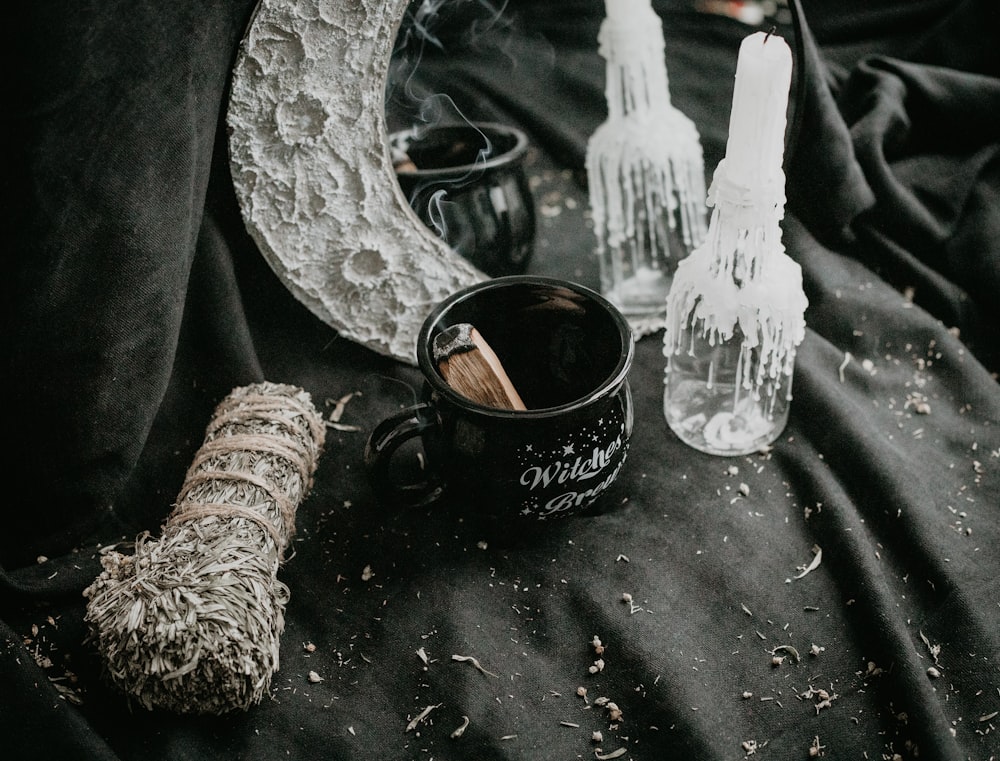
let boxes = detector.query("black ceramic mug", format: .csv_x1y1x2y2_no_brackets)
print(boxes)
364,276,634,531
391,122,536,277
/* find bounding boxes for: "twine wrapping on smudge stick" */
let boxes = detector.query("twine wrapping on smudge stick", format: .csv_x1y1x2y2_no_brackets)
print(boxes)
83,382,325,714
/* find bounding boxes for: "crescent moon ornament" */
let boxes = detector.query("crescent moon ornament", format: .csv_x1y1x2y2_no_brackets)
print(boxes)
227,0,485,364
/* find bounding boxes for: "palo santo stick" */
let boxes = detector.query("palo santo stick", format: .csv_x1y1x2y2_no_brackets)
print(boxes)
433,323,527,410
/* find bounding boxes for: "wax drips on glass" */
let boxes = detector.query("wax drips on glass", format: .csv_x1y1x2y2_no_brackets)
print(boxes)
587,115,706,258
663,159,807,408
586,0,706,325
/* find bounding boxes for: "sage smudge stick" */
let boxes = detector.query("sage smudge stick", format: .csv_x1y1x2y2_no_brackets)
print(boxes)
83,382,325,714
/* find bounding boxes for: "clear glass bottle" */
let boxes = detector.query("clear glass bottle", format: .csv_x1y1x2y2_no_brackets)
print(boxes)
664,319,794,456
662,170,806,457
586,0,706,328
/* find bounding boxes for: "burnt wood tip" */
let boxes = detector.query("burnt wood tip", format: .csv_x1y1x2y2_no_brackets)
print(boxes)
433,323,527,411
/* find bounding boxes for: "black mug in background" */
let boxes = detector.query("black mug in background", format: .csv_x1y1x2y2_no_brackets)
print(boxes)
364,276,634,534
391,122,536,277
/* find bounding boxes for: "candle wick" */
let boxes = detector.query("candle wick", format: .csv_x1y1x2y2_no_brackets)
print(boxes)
763,25,777,44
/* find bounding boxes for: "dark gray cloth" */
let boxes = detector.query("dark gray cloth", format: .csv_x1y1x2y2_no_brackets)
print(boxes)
4,1,998,759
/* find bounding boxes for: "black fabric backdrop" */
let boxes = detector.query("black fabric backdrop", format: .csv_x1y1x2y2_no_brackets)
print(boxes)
4,1,999,759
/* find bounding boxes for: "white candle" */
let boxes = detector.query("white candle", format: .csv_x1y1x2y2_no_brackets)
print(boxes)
723,31,792,189
605,0,652,23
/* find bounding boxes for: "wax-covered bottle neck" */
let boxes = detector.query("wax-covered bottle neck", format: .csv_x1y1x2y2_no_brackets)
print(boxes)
597,0,672,120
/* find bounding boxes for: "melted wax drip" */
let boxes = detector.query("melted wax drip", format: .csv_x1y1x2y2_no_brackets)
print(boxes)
664,159,807,405
586,0,706,280
588,118,705,256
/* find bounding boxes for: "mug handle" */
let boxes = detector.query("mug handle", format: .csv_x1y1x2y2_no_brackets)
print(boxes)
363,402,445,507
